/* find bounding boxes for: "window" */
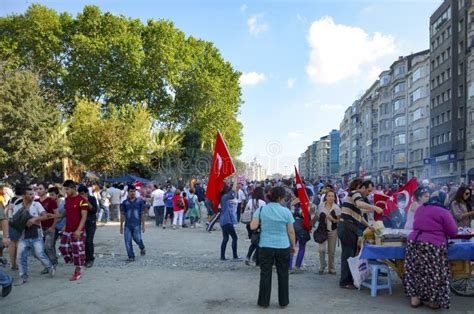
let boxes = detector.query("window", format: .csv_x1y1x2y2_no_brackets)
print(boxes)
459,40,464,54
394,134,406,145
411,87,424,103
459,19,464,32
431,7,451,35
459,106,464,118
458,128,465,140
431,60,435,71
411,67,422,82
413,108,423,121
448,131,452,141
393,98,406,111
431,98,435,109
394,116,406,127
441,112,445,123
442,92,446,102
447,68,451,78
380,75,390,86
448,26,452,36
459,84,464,97
447,110,451,120
394,65,405,76
442,51,446,61
413,128,424,141
448,89,452,99
459,62,464,75
393,82,406,94
411,149,423,162
447,47,451,57
468,82,474,98
394,152,406,164
431,117,435,127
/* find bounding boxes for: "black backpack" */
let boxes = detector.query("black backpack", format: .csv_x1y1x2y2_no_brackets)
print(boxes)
9,207,32,233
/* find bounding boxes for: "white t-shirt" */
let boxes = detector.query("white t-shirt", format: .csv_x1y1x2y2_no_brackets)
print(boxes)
237,189,246,204
245,198,266,213
151,189,165,207
107,187,122,205
28,201,46,217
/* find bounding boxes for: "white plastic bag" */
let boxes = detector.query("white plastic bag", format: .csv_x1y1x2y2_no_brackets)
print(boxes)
348,248,370,289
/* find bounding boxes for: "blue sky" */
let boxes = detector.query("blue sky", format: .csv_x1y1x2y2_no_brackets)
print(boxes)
1,0,442,175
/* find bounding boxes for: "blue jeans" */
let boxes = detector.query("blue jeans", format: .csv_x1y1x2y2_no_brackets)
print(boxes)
124,225,145,258
154,206,165,226
17,237,52,279
98,205,110,223
0,270,12,288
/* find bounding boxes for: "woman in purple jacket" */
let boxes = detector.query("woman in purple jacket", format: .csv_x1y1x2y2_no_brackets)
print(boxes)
404,193,458,309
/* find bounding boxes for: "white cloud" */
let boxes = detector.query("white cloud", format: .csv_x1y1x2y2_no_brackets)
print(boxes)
240,72,266,86
287,78,295,88
240,4,247,12
306,16,396,84
248,13,268,37
288,132,304,139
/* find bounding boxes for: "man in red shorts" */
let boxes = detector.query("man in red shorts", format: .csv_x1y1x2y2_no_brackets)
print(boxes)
57,180,89,281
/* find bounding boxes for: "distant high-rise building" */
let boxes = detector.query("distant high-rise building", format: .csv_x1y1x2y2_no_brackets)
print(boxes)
329,129,340,176
429,0,467,183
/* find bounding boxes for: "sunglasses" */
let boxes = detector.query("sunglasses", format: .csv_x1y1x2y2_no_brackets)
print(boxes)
465,192,471,196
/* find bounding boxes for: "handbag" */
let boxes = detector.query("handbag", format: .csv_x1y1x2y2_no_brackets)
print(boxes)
241,199,258,224
250,205,265,245
313,213,328,244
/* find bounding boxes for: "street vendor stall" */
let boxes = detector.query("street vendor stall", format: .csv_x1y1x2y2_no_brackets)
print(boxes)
360,238,474,296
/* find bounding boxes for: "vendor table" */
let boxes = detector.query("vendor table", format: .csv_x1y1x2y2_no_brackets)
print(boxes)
360,239,474,296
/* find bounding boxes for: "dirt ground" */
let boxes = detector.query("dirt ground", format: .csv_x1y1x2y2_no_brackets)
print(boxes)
1,221,473,314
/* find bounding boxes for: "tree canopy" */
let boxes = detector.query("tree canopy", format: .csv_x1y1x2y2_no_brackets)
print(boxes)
0,4,244,180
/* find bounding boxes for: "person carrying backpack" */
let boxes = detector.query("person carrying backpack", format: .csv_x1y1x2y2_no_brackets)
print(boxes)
186,189,200,228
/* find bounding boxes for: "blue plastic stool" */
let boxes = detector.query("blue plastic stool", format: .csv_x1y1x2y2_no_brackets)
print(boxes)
359,261,393,297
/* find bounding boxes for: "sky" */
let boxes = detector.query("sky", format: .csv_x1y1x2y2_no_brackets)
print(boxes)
1,0,442,175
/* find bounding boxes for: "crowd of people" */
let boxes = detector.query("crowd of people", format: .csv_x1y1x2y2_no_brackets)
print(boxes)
0,176,473,310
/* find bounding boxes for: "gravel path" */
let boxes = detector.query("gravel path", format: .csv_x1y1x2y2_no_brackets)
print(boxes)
1,220,472,313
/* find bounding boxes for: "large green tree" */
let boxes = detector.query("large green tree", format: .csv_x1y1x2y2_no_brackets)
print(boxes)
1,4,244,177
0,64,60,179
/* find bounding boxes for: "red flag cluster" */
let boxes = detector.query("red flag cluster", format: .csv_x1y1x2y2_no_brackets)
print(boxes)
294,167,311,231
205,131,236,213
373,178,418,220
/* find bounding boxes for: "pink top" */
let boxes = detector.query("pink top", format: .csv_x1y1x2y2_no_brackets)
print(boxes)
407,204,458,246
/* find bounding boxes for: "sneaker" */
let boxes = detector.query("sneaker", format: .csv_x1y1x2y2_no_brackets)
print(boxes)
48,266,56,278
126,257,135,263
162,225,166,229
85,261,94,268
140,249,146,256
11,265,18,271
245,258,250,266
41,267,49,275
69,271,81,281
232,257,243,262
1,282,12,297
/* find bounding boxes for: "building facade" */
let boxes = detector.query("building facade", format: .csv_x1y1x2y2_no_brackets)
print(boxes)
407,51,431,180
329,129,340,176
244,158,267,181
315,135,331,180
429,0,466,183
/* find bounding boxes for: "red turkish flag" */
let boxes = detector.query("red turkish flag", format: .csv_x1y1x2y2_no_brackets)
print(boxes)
373,193,397,220
395,177,418,210
295,166,311,231
205,131,236,213
373,178,418,220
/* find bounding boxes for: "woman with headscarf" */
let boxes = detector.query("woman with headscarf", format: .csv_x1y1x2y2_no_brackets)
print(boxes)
404,192,458,309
